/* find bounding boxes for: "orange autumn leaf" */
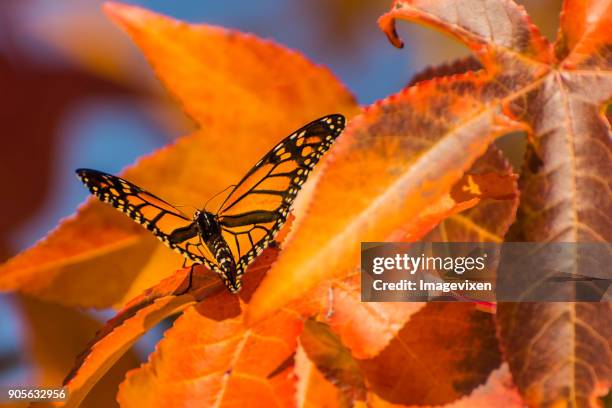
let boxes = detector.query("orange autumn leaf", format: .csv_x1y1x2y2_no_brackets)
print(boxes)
301,146,518,361
0,2,358,309
359,303,501,406
425,146,519,244
389,165,517,243
305,271,425,361
381,0,612,406
247,72,523,322
278,147,516,390
367,365,523,408
278,159,516,405
60,247,278,408
60,291,200,408
438,365,523,408
117,293,302,408
294,345,345,408
299,319,366,402
378,0,552,64
293,272,507,407
295,304,511,408
102,2,357,135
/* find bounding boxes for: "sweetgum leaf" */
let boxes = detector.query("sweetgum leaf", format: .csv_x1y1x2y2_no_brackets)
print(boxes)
0,2,358,309
311,272,425,361
299,319,366,402
367,364,523,407
379,0,552,65
61,247,278,408
117,290,302,407
294,345,347,408
277,145,516,369
359,303,501,406
102,2,357,133
276,146,517,406
379,0,612,404
247,68,522,323
425,145,519,243
407,55,483,87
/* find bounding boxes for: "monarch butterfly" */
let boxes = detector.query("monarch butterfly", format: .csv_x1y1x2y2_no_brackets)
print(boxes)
77,114,345,293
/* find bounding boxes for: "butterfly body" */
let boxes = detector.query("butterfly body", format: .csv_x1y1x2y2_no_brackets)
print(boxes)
77,114,346,293
194,210,239,291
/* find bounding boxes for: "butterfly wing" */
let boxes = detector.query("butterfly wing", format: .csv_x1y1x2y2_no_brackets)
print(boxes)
217,114,345,276
76,168,221,273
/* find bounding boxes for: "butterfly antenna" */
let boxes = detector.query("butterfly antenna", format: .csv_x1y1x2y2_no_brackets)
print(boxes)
202,184,236,213
175,204,199,212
